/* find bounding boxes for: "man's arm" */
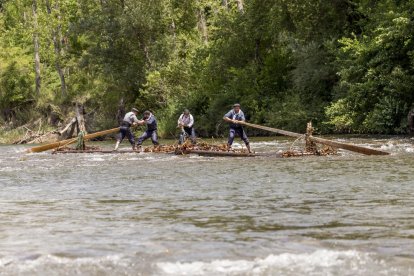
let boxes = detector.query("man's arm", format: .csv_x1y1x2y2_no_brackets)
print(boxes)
187,115,194,128
239,111,246,122
223,117,234,123
146,116,155,124
137,119,146,125
223,111,235,123
131,115,141,126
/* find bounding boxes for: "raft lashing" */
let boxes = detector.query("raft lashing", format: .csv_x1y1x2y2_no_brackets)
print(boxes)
32,121,389,157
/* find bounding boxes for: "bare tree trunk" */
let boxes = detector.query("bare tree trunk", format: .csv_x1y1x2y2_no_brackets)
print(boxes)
32,0,41,95
197,8,208,44
235,0,244,13
75,103,87,134
46,0,67,97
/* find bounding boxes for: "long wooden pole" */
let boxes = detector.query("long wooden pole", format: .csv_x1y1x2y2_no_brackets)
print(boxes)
27,127,120,153
238,121,389,156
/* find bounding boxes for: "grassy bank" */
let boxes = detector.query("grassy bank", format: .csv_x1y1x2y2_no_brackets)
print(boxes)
0,127,26,144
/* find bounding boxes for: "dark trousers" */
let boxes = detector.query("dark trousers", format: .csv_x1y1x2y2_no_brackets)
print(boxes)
228,127,249,146
117,126,135,146
137,130,159,145
179,127,196,144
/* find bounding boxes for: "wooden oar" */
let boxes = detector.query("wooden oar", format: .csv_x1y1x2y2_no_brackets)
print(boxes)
27,127,120,153
237,121,389,156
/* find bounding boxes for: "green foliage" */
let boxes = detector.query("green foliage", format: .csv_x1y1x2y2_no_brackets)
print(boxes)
0,0,413,138
0,61,32,109
327,2,414,133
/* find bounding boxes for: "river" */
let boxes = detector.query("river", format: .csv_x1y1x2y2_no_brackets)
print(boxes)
0,136,414,275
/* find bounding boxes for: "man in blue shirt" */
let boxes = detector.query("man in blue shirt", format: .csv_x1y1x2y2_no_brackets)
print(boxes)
137,110,159,148
223,103,251,153
114,108,140,150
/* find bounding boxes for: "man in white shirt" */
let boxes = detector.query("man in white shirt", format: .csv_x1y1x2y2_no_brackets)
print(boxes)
177,109,196,144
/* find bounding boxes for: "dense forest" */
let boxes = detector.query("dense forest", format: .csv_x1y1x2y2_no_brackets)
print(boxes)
1,0,414,140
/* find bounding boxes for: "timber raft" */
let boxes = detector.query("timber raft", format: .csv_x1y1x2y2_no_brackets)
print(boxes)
51,148,263,157
28,122,390,157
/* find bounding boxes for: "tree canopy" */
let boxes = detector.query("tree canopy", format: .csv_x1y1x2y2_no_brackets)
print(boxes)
1,0,413,136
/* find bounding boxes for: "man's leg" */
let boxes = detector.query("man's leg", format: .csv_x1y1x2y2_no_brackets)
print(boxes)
227,128,235,150
137,131,150,146
151,130,159,145
238,127,251,153
114,140,120,151
126,129,136,150
115,128,126,150
178,132,184,145
190,127,196,144
183,127,192,144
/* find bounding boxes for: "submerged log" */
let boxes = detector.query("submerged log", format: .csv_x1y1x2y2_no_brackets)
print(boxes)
52,150,139,154
185,150,256,157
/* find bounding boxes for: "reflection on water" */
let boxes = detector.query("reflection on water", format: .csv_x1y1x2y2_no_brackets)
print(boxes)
0,136,414,275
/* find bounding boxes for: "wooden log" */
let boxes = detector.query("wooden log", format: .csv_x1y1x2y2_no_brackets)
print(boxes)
58,117,76,136
75,102,86,134
27,127,120,153
239,121,303,138
186,150,257,157
308,136,389,156
237,121,389,156
52,150,137,154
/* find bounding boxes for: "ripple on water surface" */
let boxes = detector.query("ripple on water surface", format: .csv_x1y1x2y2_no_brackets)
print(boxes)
0,137,414,275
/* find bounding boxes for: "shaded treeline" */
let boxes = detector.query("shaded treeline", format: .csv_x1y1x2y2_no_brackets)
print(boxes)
1,0,413,137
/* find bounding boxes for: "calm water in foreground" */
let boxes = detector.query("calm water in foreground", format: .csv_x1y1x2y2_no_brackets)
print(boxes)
0,136,414,275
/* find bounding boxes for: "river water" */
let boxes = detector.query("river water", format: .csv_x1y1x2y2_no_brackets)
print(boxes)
0,136,414,275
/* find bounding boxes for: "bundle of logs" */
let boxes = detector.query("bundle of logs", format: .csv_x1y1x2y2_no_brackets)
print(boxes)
281,122,337,157
53,141,251,155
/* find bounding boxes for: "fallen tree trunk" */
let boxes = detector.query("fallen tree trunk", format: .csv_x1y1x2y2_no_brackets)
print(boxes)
27,127,120,153
58,118,76,136
238,121,389,156
185,150,256,157
52,150,130,154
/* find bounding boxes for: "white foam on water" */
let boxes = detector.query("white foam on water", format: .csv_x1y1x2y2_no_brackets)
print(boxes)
379,142,414,153
251,141,284,147
125,157,144,161
0,254,132,275
405,147,414,153
156,250,405,276
0,166,22,172
90,157,106,161
380,142,396,151
230,143,243,149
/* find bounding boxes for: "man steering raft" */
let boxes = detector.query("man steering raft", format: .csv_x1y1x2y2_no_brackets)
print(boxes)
223,103,251,153
114,108,140,151
136,110,159,149
177,109,196,144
